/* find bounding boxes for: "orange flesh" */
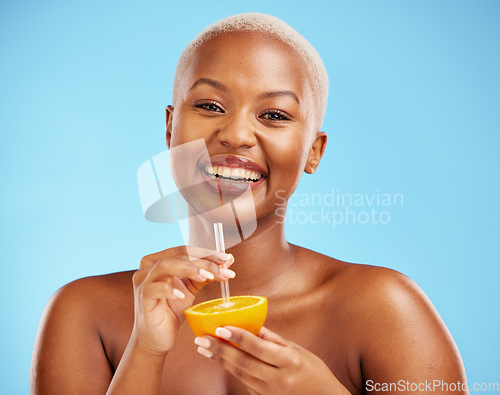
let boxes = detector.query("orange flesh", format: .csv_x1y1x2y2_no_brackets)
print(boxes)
188,296,262,314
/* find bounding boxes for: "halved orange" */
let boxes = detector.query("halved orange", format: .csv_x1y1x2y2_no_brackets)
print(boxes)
184,295,267,338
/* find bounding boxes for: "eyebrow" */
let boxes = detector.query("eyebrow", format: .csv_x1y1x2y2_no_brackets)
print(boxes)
258,90,300,106
189,78,227,92
189,78,300,106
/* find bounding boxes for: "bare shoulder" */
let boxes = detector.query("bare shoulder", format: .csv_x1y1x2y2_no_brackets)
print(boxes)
59,269,135,294
327,261,447,336
316,254,454,344
326,258,428,306
304,248,441,318
308,251,467,390
31,271,135,394
43,270,135,329
54,270,135,308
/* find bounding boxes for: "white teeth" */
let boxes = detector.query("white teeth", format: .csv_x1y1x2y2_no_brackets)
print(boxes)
220,167,231,178
204,166,262,181
247,170,260,180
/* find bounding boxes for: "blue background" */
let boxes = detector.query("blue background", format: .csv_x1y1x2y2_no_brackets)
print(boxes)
1,0,499,393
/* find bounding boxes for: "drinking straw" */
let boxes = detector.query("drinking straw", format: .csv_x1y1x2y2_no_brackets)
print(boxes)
214,222,230,305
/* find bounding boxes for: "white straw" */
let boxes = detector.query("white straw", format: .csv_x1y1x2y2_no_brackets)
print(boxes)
214,222,230,305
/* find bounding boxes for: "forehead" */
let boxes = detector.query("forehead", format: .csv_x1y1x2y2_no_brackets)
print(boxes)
177,31,314,110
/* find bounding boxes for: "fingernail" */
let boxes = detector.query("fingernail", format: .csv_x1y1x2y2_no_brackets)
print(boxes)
194,337,211,348
220,268,236,278
199,268,215,280
197,346,213,358
215,327,232,339
215,252,232,261
172,288,185,299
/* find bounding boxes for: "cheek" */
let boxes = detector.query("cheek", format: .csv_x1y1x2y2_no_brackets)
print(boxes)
170,112,209,148
268,133,309,173
262,132,310,203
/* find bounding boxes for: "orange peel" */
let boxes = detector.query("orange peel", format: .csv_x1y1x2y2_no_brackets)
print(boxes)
184,295,267,338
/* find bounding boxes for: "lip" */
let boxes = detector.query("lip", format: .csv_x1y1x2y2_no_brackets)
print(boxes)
203,155,268,176
198,154,268,195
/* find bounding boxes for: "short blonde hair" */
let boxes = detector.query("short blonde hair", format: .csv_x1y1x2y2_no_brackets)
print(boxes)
173,12,329,131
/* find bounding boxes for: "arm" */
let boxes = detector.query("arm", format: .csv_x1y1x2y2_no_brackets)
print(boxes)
359,268,468,394
106,334,167,394
31,247,235,394
106,248,234,394
31,276,169,394
193,266,467,395
30,278,114,394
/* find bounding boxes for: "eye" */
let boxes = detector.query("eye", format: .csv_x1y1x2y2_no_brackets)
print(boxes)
194,100,225,113
259,109,291,121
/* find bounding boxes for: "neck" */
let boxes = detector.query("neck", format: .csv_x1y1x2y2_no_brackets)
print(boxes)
188,211,298,299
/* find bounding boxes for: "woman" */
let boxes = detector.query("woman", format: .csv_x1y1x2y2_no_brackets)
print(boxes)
31,13,467,394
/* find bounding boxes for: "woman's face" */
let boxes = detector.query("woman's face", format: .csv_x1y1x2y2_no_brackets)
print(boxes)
167,31,324,226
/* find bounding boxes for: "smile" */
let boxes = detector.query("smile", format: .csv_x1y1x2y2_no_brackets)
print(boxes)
203,165,262,182
198,155,267,195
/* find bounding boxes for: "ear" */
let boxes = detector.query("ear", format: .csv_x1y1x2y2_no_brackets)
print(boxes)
166,105,174,149
304,131,327,174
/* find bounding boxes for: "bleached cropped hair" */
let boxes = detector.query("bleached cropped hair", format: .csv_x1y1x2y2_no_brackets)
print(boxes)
173,13,329,131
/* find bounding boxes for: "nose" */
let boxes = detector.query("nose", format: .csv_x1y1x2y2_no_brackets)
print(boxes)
216,112,257,149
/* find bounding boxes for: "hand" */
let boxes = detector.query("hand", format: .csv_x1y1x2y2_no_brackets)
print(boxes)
194,326,349,395
131,246,235,356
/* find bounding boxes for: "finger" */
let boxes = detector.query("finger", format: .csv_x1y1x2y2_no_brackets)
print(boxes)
132,267,148,287
206,336,276,381
140,282,183,312
213,326,291,367
220,358,267,394
258,326,294,347
197,346,266,394
173,276,197,297
188,257,236,282
144,259,203,284
137,251,234,285
145,258,234,285
140,246,234,269
173,256,235,282
196,337,272,393
182,246,234,266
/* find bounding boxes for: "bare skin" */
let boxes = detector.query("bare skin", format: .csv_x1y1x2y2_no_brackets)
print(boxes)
31,31,467,394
